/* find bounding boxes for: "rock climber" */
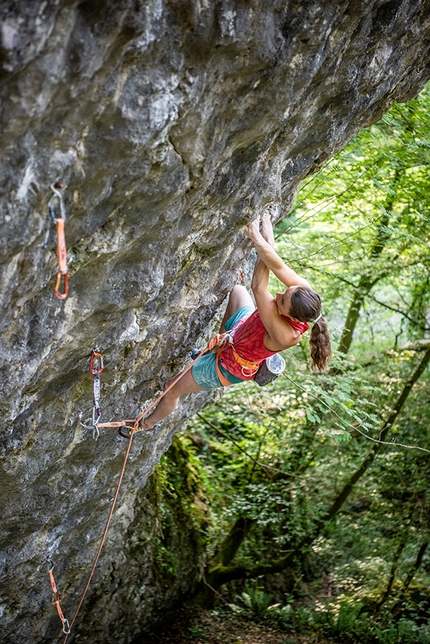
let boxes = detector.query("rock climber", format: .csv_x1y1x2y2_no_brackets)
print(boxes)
134,211,331,432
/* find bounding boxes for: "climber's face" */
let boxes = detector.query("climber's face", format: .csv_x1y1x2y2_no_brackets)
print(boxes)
276,286,298,319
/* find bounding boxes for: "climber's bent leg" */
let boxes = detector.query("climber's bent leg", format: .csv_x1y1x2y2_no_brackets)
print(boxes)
144,287,253,429
220,285,254,333
142,369,204,429
192,351,244,388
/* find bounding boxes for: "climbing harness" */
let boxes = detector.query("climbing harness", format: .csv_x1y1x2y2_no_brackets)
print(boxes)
214,323,261,385
215,342,261,385
60,335,228,643
48,182,69,300
47,558,70,635
81,348,105,440
215,342,285,386
214,334,236,386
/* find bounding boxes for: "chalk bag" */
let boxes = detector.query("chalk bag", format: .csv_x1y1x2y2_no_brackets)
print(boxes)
254,353,285,387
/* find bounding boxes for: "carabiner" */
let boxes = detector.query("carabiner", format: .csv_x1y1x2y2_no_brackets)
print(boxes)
89,350,104,376
91,407,101,440
117,422,137,439
50,182,66,220
54,270,69,300
80,408,101,435
92,406,101,427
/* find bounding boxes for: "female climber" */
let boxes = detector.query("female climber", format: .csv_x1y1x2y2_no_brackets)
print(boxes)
134,212,331,432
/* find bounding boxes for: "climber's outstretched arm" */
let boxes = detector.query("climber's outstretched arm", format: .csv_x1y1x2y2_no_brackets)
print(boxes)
244,216,311,289
250,253,300,350
250,243,270,294
247,212,274,297
261,211,275,247
244,215,302,350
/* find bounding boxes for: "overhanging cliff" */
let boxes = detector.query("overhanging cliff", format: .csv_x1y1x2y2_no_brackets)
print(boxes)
1,1,430,642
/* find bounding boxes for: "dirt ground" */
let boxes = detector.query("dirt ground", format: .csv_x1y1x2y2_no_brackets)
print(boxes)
141,604,331,644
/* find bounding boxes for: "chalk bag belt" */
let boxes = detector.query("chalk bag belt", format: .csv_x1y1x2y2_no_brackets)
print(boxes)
49,182,69,300
48,560,70,635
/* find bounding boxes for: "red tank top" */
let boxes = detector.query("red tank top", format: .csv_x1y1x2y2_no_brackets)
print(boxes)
219,309,309,380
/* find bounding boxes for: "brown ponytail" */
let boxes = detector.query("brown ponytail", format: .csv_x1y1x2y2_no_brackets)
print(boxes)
309,317,331,371
289,286,331,371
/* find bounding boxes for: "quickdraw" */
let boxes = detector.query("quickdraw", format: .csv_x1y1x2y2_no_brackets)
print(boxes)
47,558,70,635
90,347,103,439
80,347,138,439
81,347,108,440
48,182,69,300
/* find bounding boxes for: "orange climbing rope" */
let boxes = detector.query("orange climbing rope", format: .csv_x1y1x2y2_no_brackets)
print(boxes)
60,333,228,642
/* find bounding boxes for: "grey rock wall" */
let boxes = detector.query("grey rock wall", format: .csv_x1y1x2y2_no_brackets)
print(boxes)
1,1,430,642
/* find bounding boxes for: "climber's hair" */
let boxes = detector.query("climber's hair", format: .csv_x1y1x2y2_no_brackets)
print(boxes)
288,286,331,371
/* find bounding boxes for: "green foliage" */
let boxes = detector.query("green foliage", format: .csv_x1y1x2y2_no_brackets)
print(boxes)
187,625,205,638
274,601,430,643
278,86,430,348
155,544,180,576
150,434,210,582
234,585,278,617
374,619,430,644
333,600,363,635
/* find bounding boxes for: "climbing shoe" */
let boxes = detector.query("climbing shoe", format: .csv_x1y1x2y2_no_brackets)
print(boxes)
117,420,156,439
117,426,133,439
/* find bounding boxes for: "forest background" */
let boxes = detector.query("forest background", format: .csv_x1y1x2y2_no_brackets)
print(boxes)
149,83,430,644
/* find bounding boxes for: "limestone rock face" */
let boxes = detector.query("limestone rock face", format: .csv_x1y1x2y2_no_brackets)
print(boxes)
1,1,430,642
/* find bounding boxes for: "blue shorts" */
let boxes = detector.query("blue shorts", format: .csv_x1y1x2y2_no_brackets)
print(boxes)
192,306,255,389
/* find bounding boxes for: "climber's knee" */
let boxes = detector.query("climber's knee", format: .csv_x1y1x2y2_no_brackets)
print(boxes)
231,284,248,296
228,284,253,311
